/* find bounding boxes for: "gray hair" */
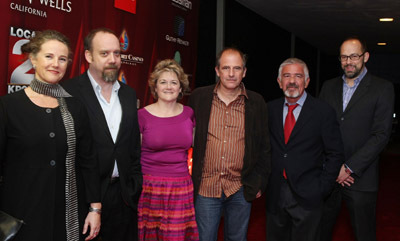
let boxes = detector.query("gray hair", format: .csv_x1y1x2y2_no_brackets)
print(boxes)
278,58,309,80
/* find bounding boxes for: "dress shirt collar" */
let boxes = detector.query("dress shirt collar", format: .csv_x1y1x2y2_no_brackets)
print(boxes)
87,70,121,94
284,91,307,107
213,81,249,99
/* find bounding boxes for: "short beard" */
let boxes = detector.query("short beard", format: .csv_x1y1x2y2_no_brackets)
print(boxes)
343,62,364,79
102,65,119,83
283,83,300,98
284,89,300,99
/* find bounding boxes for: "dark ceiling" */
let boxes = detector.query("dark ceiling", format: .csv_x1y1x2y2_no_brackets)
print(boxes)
237,0,400,55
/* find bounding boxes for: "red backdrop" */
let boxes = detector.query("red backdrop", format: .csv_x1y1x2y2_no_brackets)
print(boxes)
0,0,199,107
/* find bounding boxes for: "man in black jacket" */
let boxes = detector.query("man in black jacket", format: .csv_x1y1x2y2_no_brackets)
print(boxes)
188,47,271,241
319,37,395,241
62,28,142,241
267,58,343,241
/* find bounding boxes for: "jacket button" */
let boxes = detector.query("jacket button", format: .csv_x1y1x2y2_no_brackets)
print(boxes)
49,132,55,138
50,160,56,166
283,154,287,158
341,117,344,121
46,108,52,113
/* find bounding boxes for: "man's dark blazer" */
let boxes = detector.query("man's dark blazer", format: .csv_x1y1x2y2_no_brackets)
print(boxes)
266,93,344,212
319,72,395,192
187,84,271,202
62,71,142,208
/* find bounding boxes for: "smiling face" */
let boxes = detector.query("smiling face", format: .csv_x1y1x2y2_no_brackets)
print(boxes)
30,40,69,84
155,71,182,103
85,31,121,83
340,39,369,81
215,49,247,92
278,63,310,103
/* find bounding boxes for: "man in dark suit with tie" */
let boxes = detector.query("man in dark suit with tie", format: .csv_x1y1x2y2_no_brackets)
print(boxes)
62,28,142,241
266,58,344,241
319,37,395,241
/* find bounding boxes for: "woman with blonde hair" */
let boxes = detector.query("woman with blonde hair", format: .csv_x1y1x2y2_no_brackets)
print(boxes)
138,59,199,240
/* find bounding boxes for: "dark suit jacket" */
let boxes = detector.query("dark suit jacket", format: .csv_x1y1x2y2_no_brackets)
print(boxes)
319,72,395,192
267,93,343,212
62,71,142,208
187,84,271,202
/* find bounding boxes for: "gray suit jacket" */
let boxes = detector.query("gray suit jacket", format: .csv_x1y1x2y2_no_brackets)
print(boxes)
319,72,395,192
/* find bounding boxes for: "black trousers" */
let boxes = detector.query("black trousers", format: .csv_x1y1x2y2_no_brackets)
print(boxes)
267,181,322,241
320,185,377,241
96,178,138,241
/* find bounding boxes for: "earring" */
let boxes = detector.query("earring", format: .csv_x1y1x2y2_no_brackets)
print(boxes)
32,65,36,70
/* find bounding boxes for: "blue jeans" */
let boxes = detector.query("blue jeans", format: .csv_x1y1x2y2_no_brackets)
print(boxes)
195,187,252,241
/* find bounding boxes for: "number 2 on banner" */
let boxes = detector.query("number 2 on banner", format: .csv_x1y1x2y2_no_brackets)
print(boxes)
10,39,34,85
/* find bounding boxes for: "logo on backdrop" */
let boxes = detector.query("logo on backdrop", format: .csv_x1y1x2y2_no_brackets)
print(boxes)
9,0,72,18
119,29,129,52
118,71,127,84
174,51,181,65
118,30,144,66
7,27,36,93
174,16,185,37
165,16,189,47
114,0,136,14
171,0,192,10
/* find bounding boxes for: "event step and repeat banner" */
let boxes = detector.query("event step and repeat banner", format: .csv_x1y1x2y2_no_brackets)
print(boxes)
1,0,198,107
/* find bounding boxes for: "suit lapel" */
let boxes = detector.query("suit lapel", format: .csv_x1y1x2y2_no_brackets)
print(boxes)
79,73,114,142
271,98,285,145
344,73,371,113
332,78,344,115
115,84,131,144
289,94,314,142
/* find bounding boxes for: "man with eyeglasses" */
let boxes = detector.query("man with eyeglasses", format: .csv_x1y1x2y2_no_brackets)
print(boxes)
319,37,395,241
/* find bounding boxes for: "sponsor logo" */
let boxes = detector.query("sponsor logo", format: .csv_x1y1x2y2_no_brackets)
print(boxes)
171,0,192,10
118,71,127,84
174,16,185,37
174,51,181,65
114,0,136,14
118,30,144,66
119,29,129,52
8,27,36,93
10,2,47,18
165,35,189,47
10,0,72,18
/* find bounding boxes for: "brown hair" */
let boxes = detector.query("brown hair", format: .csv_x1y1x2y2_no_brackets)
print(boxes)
215,47,247,68
21,30,71,59
148,59,190,100
84,28,118,52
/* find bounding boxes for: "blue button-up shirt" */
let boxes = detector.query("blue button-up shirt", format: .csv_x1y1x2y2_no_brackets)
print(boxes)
342,67,367,111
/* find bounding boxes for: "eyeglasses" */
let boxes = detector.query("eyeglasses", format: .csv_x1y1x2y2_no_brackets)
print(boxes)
338,53,365,62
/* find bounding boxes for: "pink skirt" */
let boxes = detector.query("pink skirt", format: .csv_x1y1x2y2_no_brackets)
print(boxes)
138,174,199,241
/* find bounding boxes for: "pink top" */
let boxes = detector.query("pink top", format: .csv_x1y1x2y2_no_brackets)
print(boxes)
138,106,195,177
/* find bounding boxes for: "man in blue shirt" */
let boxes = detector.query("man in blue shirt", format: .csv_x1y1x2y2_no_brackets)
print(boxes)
319,37,395,241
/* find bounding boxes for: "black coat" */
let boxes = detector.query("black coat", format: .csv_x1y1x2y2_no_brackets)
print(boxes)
62,72,142,209
319,73,395,192
267,94,344,212
0,90,100,241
